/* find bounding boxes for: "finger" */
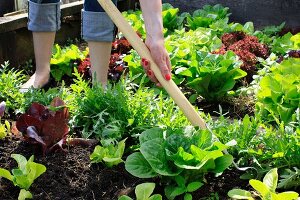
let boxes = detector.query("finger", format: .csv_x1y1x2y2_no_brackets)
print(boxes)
142,59,159,84
147,69,159,84
160,64,172,81
141,58,150,71
166,56,172,72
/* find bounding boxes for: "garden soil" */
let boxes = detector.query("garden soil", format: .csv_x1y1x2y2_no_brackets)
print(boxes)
0,138,248,200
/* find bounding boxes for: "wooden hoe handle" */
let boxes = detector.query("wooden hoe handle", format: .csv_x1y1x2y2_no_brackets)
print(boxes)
97,0,207,129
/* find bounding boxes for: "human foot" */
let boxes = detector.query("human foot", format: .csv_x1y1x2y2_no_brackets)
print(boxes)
20,73,50,92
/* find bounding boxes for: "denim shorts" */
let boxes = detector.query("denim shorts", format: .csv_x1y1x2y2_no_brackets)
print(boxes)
28,0,117,42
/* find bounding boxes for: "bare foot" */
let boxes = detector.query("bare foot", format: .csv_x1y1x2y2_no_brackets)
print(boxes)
20,73,50,92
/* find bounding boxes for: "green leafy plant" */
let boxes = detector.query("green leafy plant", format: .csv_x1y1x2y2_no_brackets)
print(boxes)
270,33,297,55
90,138,126,167
187,4,230,30
71,82,131,139
21,85,71,113
0,154,46,200
256,58,300,124
165,175,203,200
50,44,87,81
290,33,300,49
180,51,246,101
122,10,146,38
278,167,300,190
228,168,299,200
0,61,25,115
118,182,162,200
162,3,187,33
125,127,234,199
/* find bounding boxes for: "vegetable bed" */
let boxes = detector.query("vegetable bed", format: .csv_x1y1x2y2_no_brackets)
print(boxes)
1,3,300,200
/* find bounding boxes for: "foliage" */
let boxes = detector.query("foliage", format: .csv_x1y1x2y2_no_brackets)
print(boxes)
118,182,162,200
208,110,300,177
70,76,189,140
70,82,131,140
50,44,87,81
126,86,190,131
278,167,300,190
122,10,146,38
207,114,259,164
164,175,203,200
0,154,46,200
291,33,300,49
0,101,10,139
21,85,71,114
228,168,299,200
213,32,269,72
125,127,233,199
0,61,25,115
90,139,126,167
186,4,230,30
180,51,246,101
270,33,299,55
162,3,187,33
16,97,69,155
256,58,300,124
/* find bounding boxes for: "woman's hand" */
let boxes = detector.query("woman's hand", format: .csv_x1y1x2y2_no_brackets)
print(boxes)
138,0,172,86
141,38,172,87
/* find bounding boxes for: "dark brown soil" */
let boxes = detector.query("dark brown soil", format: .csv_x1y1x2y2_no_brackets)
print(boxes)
0,138,248,200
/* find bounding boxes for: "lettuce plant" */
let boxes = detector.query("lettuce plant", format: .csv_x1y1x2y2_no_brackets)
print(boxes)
125,127,234,199
162,3,186,33
16,97,69,155
256,58,300,124
164,175,203,200
118,182,162,200
228,168,299,200
90,139,126,167
270,33,299,55
187,4,230,30
0,154,46,200
180,51,246,102
50,44,87,81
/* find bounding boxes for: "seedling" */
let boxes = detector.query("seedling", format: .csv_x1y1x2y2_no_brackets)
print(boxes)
228,168,299,200
118,182,162,200
0,154,46,200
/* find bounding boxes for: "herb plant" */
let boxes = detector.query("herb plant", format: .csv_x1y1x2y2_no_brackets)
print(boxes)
71,83,131,140
278,167,300,190
0,154,46,200
228,168,299,200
